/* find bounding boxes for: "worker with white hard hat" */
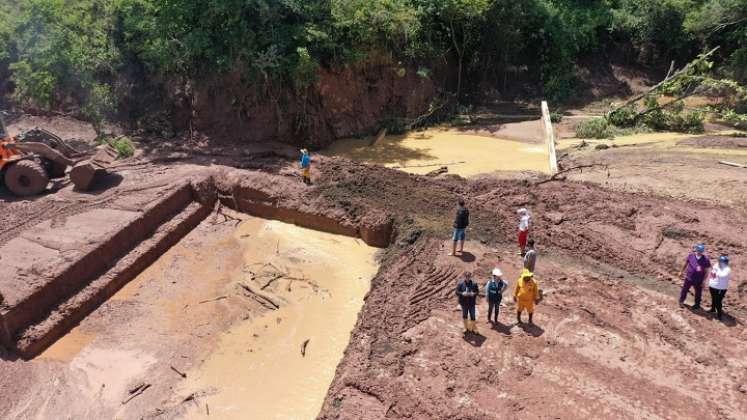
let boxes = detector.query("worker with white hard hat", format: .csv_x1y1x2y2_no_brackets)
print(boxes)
485,267,508,323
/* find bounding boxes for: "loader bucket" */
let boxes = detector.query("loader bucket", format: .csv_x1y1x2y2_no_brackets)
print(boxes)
69,145,118,191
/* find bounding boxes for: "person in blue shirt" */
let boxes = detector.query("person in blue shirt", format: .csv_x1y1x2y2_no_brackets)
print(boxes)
485,268,508,323
299,148,311,185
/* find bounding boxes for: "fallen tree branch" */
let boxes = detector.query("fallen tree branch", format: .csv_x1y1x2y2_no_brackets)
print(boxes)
122,383,151,405
369,128,388,146
608,47,719,115
170,366,187,378
301,339,310,357
719,160,747,168
238,282,280,309
534,164,607,186
198,295,227,304
390,161,465,169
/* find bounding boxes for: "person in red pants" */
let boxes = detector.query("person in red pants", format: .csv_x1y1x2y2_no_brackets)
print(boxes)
517,208,531,255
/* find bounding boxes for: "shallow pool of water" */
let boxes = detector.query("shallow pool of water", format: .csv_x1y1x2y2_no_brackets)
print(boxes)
324,127,550,177
181,218,379,420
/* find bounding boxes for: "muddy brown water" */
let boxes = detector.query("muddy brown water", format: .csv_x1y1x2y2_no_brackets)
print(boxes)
325,127,550,177
174,218,379,419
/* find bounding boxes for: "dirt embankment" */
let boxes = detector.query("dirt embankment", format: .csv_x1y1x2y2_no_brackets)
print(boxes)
312,157,747,309
170,61,435,148
311,158,747,420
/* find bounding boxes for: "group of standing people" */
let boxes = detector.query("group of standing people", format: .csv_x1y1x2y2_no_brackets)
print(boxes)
678,243,732,320
453,201,542,333
451,198,735,336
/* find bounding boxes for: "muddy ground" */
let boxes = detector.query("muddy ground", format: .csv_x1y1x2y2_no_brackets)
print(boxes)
1,114,746,419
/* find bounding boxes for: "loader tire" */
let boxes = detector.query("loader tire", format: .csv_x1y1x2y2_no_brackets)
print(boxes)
5,160,49,196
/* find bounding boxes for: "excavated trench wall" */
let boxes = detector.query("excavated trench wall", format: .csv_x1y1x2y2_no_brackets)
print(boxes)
0,170,392,358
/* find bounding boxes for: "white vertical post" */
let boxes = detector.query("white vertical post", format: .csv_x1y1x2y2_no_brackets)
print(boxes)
541,100,559,174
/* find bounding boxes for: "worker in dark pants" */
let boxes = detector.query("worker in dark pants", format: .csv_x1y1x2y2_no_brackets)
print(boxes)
708,255,732,320
678,243,711,310
485,268,508,323
456,271,479,334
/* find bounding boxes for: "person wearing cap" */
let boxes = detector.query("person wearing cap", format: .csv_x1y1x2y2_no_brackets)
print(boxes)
707,255,731,320
517,208,531,256
513,269,540,324
485,268,508,323
678,243,711,310
299,148,311,184
455,271,480,334
449,199,469,256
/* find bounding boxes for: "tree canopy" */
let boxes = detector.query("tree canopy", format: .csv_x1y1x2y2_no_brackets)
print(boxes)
0,0,744,121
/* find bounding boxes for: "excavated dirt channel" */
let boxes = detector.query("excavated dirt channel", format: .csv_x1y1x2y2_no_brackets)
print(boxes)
33,215,379,420
178,217,379,419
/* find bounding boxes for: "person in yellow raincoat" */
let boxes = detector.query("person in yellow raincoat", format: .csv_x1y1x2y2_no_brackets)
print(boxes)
513,269,540,324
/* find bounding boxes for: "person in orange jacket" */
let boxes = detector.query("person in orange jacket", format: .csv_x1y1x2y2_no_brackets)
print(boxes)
513,269,541,324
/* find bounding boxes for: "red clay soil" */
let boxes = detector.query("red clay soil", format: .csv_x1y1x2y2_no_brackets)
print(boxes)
312,158,747,419
1,143,746,419
319,239,747,420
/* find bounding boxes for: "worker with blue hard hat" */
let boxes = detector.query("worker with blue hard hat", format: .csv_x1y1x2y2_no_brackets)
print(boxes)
678,243,711,310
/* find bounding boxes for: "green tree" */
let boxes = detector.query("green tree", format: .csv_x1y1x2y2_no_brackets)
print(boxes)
416,0,492,99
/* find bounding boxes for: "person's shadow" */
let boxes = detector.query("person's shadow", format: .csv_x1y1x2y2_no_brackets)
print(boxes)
458,252,476,262
688,305,738,327
519,322,545,337
490,321,513,336
462,331,487,347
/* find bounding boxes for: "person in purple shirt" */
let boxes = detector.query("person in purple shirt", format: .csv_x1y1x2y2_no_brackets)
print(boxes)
678,243,711,310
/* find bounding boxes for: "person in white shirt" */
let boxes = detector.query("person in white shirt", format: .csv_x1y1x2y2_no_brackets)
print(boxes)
517,208,531,256
708,255,731,320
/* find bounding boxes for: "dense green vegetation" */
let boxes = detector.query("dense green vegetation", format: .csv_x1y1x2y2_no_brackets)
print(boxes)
0,0,745,132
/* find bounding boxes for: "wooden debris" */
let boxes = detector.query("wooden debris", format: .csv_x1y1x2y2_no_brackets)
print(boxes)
170,365,187,378
719,160,747,168
608,47,719,115
239,282,280,309
122,383,151,405
198,295,228,304
533,164,608,186
370,128,388,146
390,161,466,169
301,339,310,357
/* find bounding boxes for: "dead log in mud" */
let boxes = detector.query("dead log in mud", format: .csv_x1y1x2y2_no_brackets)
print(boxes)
425,166,449,177
533,164,608,186
301,338,310,357
238,282,280,309
198,295,227,304
390,161,465,169
260,269,319,291
719,160,747,168
170,365,187,378
369,128,388,146
122,383,151,405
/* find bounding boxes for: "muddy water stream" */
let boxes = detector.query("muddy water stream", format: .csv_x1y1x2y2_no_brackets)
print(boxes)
181,217,378,420
325,126,550,177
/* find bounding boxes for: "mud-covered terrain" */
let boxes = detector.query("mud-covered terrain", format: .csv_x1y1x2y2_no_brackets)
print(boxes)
1,114,746,420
